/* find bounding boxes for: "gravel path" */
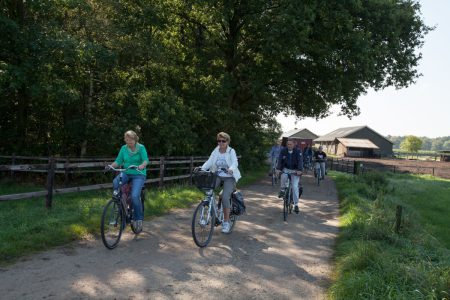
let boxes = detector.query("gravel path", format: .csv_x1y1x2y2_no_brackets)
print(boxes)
0,173,339,300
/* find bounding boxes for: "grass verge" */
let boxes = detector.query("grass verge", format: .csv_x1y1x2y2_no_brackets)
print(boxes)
328,171,450,299
0,164,266,266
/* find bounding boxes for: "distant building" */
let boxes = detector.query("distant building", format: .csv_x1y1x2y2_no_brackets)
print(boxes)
314,126,393,157
281,128,318,151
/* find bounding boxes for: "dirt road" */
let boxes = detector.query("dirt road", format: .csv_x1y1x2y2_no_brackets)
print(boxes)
0,173,339,299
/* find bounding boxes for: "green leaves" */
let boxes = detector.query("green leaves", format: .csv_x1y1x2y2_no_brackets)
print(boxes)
0,0,430,165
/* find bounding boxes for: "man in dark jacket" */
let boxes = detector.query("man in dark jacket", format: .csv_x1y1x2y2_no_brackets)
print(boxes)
276,140,303,213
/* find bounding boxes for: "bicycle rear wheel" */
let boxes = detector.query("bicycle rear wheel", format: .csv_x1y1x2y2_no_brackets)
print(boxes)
229,213,238,232
192,201,215,247
289,189,293,214
101,199,124,249
131,194,145,234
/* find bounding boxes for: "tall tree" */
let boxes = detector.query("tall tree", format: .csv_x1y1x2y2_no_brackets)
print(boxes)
401,135,423,152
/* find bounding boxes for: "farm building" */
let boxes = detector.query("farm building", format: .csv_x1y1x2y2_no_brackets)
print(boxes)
314,126,393,157
281,128,318,151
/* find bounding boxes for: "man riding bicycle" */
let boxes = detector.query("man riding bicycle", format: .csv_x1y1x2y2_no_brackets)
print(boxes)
313,146,327,179
276,140,303,214
303,144,312,167
268,139,283,175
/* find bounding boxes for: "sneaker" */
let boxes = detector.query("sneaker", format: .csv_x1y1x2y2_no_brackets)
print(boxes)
278,190,285,198
221,221,231,233
294,205,299,214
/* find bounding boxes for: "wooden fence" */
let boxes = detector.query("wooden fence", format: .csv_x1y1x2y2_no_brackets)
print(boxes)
0,155,209,206
326,157,439,177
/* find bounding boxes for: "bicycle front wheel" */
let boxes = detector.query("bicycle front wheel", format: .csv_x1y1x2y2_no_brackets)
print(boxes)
101,199,124,249
192,201,215,247
283,189,289,221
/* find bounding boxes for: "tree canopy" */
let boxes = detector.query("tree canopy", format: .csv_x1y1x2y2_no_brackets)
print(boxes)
0,0,430,166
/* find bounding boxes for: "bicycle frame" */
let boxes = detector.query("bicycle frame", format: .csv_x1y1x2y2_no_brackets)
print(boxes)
200,189,223,226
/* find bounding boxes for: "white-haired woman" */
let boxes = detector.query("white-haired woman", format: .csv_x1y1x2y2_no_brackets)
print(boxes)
201,132,241,233
109,130,149,232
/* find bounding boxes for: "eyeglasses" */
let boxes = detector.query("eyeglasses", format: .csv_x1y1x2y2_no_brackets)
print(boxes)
217,139,227,143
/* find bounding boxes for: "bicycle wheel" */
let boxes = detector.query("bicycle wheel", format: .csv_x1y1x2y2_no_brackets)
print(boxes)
101,199,124,249
229,213,238,232
283,188,289,221
131,195,145,234
192,201,215,247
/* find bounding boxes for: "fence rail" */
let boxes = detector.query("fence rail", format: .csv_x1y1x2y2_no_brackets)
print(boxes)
0,155,210,205
326,157,439,177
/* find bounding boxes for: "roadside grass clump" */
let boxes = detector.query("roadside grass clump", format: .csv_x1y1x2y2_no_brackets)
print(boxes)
329,171,450,300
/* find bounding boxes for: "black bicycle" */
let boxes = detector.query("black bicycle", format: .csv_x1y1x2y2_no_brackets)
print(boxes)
191,169,245,248
280,170,299,221
314,159,326,186
271,158,279,186
101,165,146,249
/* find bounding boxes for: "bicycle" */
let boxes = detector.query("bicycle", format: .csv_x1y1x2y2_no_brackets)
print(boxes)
303,156,313,174
314,159,326,186
100,165,146,249
279,169,300,221
271,158,279,186
191,168,242,248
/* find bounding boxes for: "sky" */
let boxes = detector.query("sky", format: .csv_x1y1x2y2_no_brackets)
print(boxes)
277,0,450,138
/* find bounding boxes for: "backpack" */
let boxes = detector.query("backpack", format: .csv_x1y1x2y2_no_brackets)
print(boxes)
231,191,246,215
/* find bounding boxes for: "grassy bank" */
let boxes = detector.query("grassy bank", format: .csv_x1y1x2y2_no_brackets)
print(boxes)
0,165,266,265
329,171,450,299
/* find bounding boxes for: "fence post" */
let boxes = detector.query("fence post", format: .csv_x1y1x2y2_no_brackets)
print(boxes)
11,153,16,180
46,157,56,209
393,165,396,173
395,205,403,233
353,161,358,174
159,156,165,188
189,156,194,185
64,157,70,187
432,167,434,176
346,160,349,173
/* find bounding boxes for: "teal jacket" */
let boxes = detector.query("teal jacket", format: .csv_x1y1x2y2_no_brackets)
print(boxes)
114,143,149,176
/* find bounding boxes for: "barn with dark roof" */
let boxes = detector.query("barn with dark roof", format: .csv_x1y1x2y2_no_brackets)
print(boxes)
314,126,393,157
281,128,319,151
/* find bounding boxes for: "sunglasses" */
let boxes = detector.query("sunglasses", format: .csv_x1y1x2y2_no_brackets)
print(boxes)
217,139,227,143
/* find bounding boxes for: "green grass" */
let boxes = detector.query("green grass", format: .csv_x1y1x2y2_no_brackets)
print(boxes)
0,165,266,266
328,171,450,300
0,186,202,265
0,179,44,195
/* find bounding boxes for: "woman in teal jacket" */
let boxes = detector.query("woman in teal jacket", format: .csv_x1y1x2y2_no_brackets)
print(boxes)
110,130,149,232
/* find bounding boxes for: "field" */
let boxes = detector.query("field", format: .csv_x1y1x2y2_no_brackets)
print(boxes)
350,157,450,179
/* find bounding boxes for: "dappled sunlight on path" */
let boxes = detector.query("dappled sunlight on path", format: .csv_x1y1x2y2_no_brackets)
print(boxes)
0,173,339,299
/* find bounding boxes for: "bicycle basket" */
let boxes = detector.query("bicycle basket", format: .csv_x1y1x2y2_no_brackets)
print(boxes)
193,171,217,189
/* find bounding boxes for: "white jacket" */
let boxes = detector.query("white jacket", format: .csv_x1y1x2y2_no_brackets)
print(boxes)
201,146,241,182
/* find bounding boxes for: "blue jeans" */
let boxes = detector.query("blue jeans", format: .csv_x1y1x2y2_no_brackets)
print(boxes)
113,173,146,221
280,169,301,205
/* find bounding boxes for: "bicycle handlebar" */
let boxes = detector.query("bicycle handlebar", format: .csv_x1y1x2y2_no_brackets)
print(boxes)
106,165,145,175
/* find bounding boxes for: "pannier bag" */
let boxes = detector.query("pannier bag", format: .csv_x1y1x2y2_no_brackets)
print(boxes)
231,191,246,215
